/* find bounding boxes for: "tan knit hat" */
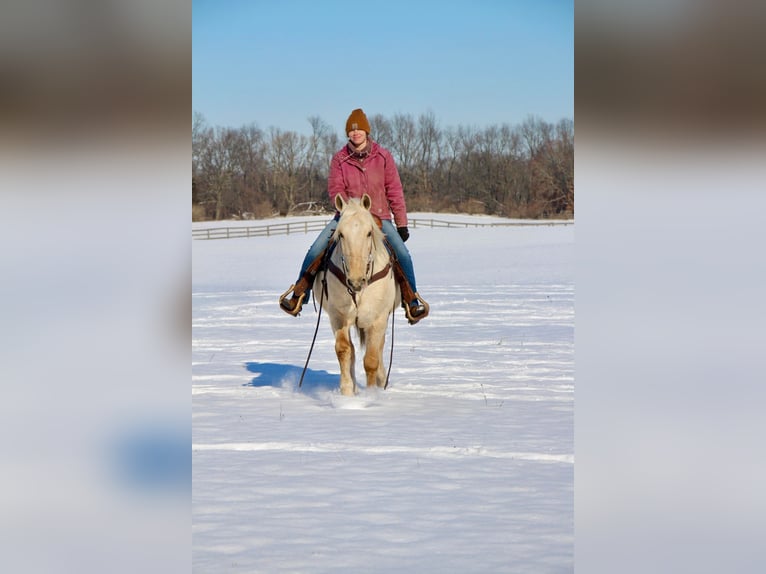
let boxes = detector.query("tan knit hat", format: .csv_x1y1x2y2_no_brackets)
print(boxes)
345,108,371,134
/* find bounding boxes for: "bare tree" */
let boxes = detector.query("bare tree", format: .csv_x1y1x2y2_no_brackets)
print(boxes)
520,114,552,159
389,113,419,173
192,111,209,207
196,126,245,220
545,118,574,214
267,127,310,214
192,110,208,171
306,116,334,204
416,111,441,205
235,123,268,217
441,126,463,197
369,113,393,150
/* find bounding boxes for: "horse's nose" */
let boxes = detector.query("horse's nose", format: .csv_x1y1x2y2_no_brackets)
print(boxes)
348,278,365,292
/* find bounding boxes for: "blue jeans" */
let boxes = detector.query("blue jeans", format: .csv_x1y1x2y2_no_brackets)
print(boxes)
298,216,419,302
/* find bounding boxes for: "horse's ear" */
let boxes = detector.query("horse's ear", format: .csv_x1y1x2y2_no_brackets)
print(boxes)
335,194,346,212
361,194,372,211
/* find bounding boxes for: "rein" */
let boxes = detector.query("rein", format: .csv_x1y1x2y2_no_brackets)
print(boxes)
384,301,395,389
298,270,327,388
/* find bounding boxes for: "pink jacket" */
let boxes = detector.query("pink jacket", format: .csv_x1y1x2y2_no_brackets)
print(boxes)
327,140,408,227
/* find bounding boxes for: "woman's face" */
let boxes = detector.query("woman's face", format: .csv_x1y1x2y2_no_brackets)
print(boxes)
348,129,367,147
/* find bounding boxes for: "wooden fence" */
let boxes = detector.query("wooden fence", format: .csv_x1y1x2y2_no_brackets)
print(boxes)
192,218,573,240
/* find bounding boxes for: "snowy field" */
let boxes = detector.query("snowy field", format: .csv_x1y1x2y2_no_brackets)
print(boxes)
192,215,574,573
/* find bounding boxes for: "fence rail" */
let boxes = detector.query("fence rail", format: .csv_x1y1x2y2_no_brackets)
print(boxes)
192,218,573,240
409,219,573,229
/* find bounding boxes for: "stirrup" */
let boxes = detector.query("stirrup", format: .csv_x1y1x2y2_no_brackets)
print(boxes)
403,292,430,325
279,285,306,316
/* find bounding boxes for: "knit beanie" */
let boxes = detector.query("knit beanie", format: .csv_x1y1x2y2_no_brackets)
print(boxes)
345,108,371,134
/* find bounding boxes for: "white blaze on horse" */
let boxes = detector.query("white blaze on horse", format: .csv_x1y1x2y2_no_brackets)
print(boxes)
315,194,399,396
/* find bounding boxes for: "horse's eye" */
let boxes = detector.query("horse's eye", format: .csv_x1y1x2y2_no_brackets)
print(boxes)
338,233,343,240
367,231,372,238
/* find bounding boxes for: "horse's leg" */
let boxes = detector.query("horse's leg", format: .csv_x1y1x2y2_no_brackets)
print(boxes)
335,326,356,396
349,337,357,387
363,320,388,388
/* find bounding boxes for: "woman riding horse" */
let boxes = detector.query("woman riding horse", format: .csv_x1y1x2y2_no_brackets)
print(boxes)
279,108,429,325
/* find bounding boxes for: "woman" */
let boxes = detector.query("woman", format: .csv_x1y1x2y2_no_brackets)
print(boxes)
279,108,428,324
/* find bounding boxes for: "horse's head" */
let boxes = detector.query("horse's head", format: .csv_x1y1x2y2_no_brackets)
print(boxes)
333,194,385,293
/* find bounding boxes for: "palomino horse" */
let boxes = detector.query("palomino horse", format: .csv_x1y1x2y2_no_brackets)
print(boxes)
315,194,399,396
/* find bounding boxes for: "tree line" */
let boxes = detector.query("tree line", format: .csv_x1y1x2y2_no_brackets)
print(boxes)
192,111,573,221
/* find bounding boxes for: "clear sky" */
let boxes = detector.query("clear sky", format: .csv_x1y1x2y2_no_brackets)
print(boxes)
193,0,573,135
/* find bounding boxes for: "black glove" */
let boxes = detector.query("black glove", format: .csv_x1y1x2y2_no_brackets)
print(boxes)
397,226,409,242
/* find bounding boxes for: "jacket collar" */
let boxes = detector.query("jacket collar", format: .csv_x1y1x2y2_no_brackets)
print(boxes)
345,139,378,160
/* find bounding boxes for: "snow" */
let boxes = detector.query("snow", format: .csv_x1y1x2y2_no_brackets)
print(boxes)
193,215,574,572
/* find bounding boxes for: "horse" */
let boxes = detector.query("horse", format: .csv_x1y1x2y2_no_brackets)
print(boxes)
314,194,400,396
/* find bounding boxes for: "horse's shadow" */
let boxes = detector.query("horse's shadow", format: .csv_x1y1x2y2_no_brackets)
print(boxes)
244,362,338,394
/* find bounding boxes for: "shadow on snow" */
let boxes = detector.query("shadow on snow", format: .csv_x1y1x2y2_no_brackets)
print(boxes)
244,362,338,393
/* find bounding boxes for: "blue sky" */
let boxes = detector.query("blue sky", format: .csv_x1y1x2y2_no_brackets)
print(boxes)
193,0,573,135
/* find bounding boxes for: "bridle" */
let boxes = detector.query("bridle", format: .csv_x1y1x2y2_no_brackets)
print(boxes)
339,234,373,292
327,229,391,303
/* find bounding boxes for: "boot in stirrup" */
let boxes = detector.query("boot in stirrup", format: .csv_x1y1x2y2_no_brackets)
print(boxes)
403,292,430,325
280,251,328,316
391,260,429,325
279,284,307,316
